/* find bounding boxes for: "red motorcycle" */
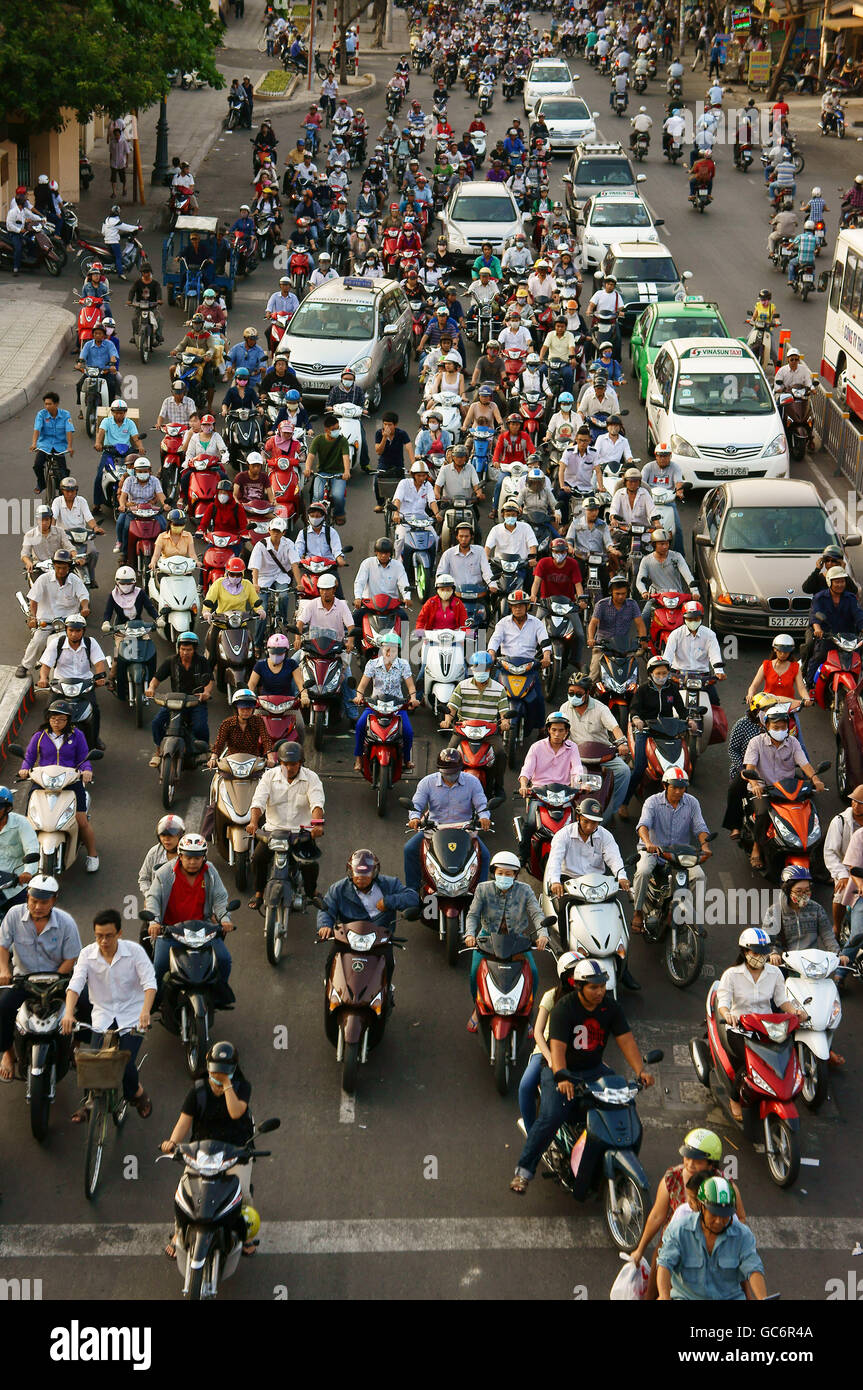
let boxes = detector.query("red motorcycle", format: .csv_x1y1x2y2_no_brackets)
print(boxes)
268,459,304,532
298,555,340,599
472,929,536,1095
358,696,407,815
77,297,105,349
241,503,275,561
257,692,304,746
201,531,240,591
447,719,500,792
515,783,579,880
518,390,546,442
298,629,349,752
691,982,803,1188
382,224,401,272
576,740,618,818
267,310,294,356
738,760,830,883
627,716,691,800
185,460,224,527
502,346,528,395
160,424,185,505
126,505,163,586
647,590,688,655
358,594,407,660
812,631,863,733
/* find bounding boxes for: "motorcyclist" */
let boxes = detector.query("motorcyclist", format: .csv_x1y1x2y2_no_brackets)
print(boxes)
146,631,213,768
762,863,841,973
145,832,235,997
464,849,548,1031
688,147,715,202
636,530,696,628
629,105,653,151
742,702,826,870
101,564,158,694
196,478,248,556
657,1174,766,1300
715,927,805,1119
405,748,491,893
502,231,533,279
631,766,711,931
662,600,726,705
745,287,782,366
317,848,418,998
786,220,817,288
807,566,863,687
247,741,324,910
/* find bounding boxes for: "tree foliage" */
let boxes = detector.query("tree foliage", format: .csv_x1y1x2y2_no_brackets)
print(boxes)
0,0,225,132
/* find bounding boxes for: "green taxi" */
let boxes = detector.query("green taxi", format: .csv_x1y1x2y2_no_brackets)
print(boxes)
629,297,730,400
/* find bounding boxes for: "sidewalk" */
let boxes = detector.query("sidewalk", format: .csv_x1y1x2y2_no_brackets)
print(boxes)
0,298,76,425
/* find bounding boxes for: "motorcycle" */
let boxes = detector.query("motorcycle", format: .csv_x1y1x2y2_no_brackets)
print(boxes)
100,446,132,517
812,632,863,733
628,715,690,798
422,629,467,717
738,759,830,883
536,1053,663,1249
298,628,349,752
782,948,842,1112
257,691,303,747
647,589,688,655
151,690,210,810
537,597,582,698
819,106,846,138
734,142,754,173
323,919,409,1093
632,131,649,161
513,782,580,881
133,302,160,364
111,618,156,728
256,825,321,966
126,504,163,586
359,696,409,817
225,407,263,471
672,669,719,767
592,644,639,732
76,296,106,350
149,556,200,644
470,129,487,166
489,552,530,616
457,582,491,632
399,515,437,600
542,863,630,993
635,836,716,987
690,982,803,1187
478,80,494,114
496,655,543,768
81,367,113,439
200,531,239,593
664,134,683,164
0,218,63,277
328,226,350,275
211,752,267,892
468,424,495,484
289,242,312,297
331,401,365,473
612,90,627,117
778,386,811,462
13,749,102,879
471,930,536,1095
140,904,239,1076
209,611,255,695
691,186,712,214
406,806,498,965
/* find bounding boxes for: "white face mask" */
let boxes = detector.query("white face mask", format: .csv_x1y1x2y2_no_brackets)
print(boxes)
310,516,324,528
494,874,515,891
437,589,453,602
684,619,701,631
504,517,517,529
330,427,341,438
569,692,586,706
474,670,490,684
769,727,789,742
652,673,668,687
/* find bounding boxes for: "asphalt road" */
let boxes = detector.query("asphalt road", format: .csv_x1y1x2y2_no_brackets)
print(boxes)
0,35,862,1305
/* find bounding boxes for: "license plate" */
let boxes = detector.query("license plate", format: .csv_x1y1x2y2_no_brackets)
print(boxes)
769,615,807,628
714,466,748,477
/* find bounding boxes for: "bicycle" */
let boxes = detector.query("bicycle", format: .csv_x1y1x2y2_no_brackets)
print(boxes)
75,1025,148,1200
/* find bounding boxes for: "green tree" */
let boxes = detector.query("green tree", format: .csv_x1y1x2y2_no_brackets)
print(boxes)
0,0,224,132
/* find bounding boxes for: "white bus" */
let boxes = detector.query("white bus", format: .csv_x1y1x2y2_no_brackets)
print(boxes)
821,227,863,415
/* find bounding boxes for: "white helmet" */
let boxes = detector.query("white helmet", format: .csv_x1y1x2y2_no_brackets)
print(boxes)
738,927,772,952
490,850,520,871
246,451,264,467
435,572,456,588
812,186,821,196
178,832,208,855
804,219,814,231
639,104,647,112
557,949,581,979
572,957,609,984
114,566,136,586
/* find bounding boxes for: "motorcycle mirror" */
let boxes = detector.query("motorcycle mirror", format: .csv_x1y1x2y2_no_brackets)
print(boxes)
257,1117,281,1134
23,851,40,864
398,796,414,808
816,760,831,773
86,749,104,761
140,909,155,922
226,899,241,912
6,744,24,758
644,1048,663,1064
402,905,422,921
541,914,557,930
740,768,759,780
487,793,506,809
343,545,354,553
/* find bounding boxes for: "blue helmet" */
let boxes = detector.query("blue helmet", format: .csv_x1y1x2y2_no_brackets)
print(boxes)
738,927,772,954
177,631,199,647
235,367,250,380
558,391,574,405
286,389,301,403
470,651,494,669
0,787,14,807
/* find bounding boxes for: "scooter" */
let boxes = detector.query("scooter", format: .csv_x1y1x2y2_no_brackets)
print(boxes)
100,446,133,517
297,554,341,600
790,260,816,301
140,904,239,1077
408,807,498,965
159,1118,279,1300
149,555,200,643
634,835,716,988
359,696,408,817
399,515,438,600
151,690,210,809
256,826,321,966
812,632,863,734
690,982,803,1188
592,644,639,732
496,655,543,768
211,752,267,892
298,628,349,751
111,618,156,728
224,407,263,471
322,919,412,1093
81,367,113,439
782,949,842,1112
672,669,719,765
537,1053,663,1249
469,424,495,484
777,386,811,462
126,504,163,586
628,715,690,797
457,583,491,632
429,390,465,442
331,401,366,472
422,628,467,715
200,531,239,592
13,750,103,879
0,218,64,277
738,760,830,883
45,674,99,754
538,597,583,698
209,612,255,695
471,930,536,1095
4,955,73,1143
646,589,688,655
541,867,631,996
257,692,303,747
691,186,712,214
514,783,580,881
734,142,754,172
357,595,407,660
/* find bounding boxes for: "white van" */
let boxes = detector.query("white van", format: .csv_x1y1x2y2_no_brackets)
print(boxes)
644,338,789,489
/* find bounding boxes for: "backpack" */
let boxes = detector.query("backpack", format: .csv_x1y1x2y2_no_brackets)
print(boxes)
54,633,94,664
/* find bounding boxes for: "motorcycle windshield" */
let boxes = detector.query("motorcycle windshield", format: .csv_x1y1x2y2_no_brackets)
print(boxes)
429,827,473,875
168,944,218,983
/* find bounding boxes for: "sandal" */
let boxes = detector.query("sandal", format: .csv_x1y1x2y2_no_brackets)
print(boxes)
70,1106,90,1124
248,893,263,912
353,758,362,772
510,1175,528,1194
630,912,645,935
730,829,740,840
466,1016,478,1034
133,1090,152,1118
749,851,763,870
164,1239,177,1260
829,1050,846,1068
242,1242,257,1257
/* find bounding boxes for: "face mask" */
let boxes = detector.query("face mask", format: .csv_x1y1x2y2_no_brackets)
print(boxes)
437,589,453,603
652,674,668,687
223,574,244,594
268,651,286,665
792,891,811,906
745,951,766,970
769,727,788,742
504,517,517,529
171,525,184,535
569,692,586,706
118,583,135,594
311,516,324,528
474,670,490,684
553,552,566,565
494,874,515,891
330,428,341,438
440,771,459,785
684,619,700,632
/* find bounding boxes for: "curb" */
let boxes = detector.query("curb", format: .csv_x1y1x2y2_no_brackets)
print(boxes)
0,316,77,427
0,669,34,768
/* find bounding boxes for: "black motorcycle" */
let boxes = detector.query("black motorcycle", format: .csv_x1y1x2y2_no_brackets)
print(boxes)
0,219,64,277
111,619,157,726
538,596,584,697
256,827,321,967
7,954,73,1142
141,905,240,1076
151,690,210,810
225,407,263,471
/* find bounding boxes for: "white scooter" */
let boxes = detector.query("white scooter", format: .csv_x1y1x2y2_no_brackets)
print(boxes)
15,757,102,879
647,483,677,538
497,460,530,512
331,401,366,472
783,948,842,1113
470,128,487,163
210,752,267,892
429,390,465,441
422,628,468,715
541,866,630,998
149,556,200,643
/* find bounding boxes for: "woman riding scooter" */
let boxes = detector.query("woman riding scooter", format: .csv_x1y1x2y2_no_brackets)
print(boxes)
18,702,99,870
716,927,806,1120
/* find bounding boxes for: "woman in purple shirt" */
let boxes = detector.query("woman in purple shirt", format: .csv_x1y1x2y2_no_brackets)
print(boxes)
18,703,99,866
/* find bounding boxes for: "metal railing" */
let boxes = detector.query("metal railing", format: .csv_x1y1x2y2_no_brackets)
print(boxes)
813,383,863,496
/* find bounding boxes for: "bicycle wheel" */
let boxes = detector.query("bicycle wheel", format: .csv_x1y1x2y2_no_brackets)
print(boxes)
84,1093,108,1200
112,1087,129,1129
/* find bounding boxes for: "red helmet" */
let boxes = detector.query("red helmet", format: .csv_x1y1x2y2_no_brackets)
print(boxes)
226,557,245,575
683,600,703,618
90,261,104,272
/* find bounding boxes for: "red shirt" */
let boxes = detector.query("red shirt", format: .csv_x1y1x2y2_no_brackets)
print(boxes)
533,555,583,598
198,499,248,535
414,594,468,631
493,431,535,466
164,860,207,926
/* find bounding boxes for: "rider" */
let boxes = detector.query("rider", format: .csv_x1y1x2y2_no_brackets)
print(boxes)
317,847,418,998
742,701,826,870
587,573,648,682
629,104,653,151
247,741,324,910
405,748,491,893
662,600,726,705
145,832,235,998
440,651,509,797
716,927,806,1119
688,146,716,202
632,766,712,932
201,556,265,661
623,655,693,815
353,632,418,772
636,530,697,630
516,709,586,859
657,1175,766,1301
807,566,863,687
464,849,549,1031
746,287,782,366
640,442,686,552
786,221,817,289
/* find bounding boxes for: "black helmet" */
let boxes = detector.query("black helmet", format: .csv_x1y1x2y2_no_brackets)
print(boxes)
567,669,591,689
437,748,464,772
375,537,394,554
277,741,303,763
822,544,844,561
46,700,72,720
206,1040,238,1078
578,798,603,823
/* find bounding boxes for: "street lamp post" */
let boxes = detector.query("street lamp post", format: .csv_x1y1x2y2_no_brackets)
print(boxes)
151,94,171,186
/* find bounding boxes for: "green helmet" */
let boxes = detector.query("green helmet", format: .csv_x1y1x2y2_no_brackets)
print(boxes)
697,1174,735,1214
679,1128,722,1163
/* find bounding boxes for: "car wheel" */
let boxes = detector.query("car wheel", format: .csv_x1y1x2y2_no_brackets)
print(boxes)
368,375,383,412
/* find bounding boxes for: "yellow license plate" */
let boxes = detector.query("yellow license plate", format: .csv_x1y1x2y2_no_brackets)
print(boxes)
508,676,526,696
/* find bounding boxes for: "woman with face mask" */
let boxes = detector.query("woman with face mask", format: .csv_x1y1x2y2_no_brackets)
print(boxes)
149,507,197,573
716,927,807,1120
621,655,691,819
353,633,419,772
463,850,549,1033
101,564,159,696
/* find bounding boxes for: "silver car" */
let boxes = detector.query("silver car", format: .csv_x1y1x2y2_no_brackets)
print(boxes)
280,276,412,408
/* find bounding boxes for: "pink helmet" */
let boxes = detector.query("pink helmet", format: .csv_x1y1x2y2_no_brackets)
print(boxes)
267,633,291,651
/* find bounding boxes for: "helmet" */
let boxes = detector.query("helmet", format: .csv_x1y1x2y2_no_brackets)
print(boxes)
246,451,264,467
527,466,544,483
608,573,629,590
0,786,14,809
572,957,608,984
764,701,791,726
646,654,670,675
822,544,844,561
812,186,822,196
470,650,493,670
27,875,59,897
545,710,570,728
231,687,257,707
738,926,772,953
771,633,795,651
578,798,603,823
35,505,52,519
374,537,394,554
157,815,185,837
177,631,198,647
435,572,455,589
59,475,78,491
696,1175,735,1215
490,850,521,872
241,1205,260,1241
556,949,581,980
683,600,703,618
507,590,529,606
781,863,812,889
133,457,151,473
749,691,778,718
267,634,291,655
225,556,245,575
662,766,689,786
679,1128,723,1163
277,741,303,763
804,219,815,231
114,565,135,585
178,832,208,856
377,631,400,648
167,508,186,527
206,1039,237,1076
558,391,574,405
437,748,464,772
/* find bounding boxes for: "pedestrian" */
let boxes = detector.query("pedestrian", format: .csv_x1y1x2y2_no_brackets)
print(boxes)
241,76,255,129
108,122,131,198
233,0,244,16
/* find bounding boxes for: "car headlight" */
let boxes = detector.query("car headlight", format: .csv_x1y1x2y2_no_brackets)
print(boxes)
350,356,373,375
762,433,787,458
716,592,761,606
669,433,699,458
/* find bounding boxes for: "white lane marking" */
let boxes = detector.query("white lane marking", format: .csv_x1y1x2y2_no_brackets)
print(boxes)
0,1215,858,1256
339,1090,356,1124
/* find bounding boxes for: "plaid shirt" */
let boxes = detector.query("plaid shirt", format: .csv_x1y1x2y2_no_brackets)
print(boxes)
790,231,816,264
159,394,197,424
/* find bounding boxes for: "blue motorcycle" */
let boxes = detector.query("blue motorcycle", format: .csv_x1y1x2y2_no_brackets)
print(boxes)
469,425,495,482
495,655,543,768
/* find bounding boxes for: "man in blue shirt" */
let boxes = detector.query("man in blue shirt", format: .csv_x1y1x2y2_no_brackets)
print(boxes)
317,847,418,991
31,392,74,495
226,328,267,387
807,566,863,686
503,129,525,163
632,766,711,929
658,1175,766,1300
92,399,142,512
0,875,82,1081
404,748,491,892
76,325,119,405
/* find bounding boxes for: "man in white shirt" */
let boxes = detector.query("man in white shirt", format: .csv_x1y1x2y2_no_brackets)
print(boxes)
5,187,42,274
438,524,495,588
608,468,654,528
248,742,325,905
488,593,550,667
663,109,687,156
498,313,534,355
38,614,108,745
353,539,412,610
663,601,726,709
51,476,103,586
485,504,538,563
294,502,345,564
63,908,157,1118
250,516,300,641
629,106,653,152
19,549,90,678
546,799,630,902
391,460,441,559
587,276,625,355
577,376,621,422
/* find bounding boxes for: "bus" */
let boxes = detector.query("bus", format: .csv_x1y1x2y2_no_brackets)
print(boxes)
821,227,863,415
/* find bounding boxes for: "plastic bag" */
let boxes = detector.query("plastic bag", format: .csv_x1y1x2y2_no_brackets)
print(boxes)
609,1252,650,1301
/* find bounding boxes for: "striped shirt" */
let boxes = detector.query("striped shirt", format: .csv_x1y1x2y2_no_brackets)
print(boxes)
448,676,509,722
773,158,797,187
158,395,198,424
790,231,816,264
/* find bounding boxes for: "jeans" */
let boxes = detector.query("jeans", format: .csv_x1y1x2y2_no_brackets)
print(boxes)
256,584,293,646
404,832,490,893
354,708,413,758
518,1051,545,1127
787,256,815,286
625,731,648,804
606,754,630,822
153,936,231,1003
8,230,24,271
312,473,346,518
151,702,210,746
515,1060,613,1179
116,509,166,554
89,1026,143,1101
108,242,124,275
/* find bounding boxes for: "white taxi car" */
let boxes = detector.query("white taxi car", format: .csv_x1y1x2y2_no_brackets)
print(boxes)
644,338,789,488
577,190,663,271
523,58,576,117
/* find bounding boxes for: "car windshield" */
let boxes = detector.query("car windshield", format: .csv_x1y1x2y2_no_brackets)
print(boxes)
613,255,678,282
287,300,376,341
530,64,570,82
590,201,651,228
651,314,725,346
540,99,590,119
720,507,839,553
673,369,774,415
576,159,633,187
451,194,515,223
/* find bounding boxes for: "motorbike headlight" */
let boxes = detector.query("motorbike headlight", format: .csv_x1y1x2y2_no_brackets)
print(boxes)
350,356,373,375
762,432,787,458
26,1010,62,1034
773,819,802,849
669,433,699,458
347,930,377,952
56,804,76,830
486,977,524,1015
28,803,43,830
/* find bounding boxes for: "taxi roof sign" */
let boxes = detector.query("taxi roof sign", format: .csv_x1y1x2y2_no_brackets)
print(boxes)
684,295,705,303
343,277,374,289
595,189,640,198
680,345,743,358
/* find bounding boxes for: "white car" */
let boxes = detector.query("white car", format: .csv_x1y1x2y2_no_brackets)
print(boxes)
523,58,576,117
578,191,663,270
532,96,597,152
438,181,525,259
645,337,790,489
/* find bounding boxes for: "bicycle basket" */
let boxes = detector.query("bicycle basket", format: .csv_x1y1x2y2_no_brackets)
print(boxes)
76,1046,130,1091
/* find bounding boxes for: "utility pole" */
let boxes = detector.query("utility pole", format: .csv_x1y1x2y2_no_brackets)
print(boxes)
150,94,171,186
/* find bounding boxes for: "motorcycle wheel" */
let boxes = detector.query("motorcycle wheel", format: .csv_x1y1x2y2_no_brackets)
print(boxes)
185,1011,208,1077
445,910,462,966
764,1112,800,1187
265,901,286,966
39,848,58,879
493,1043,509,1096
604,1172,645,1251
799,1044,829,1111
541,657,557,699
792,150,805,175
187,1262,206,1301
342,1034,359,1095
506,725,518,770
29,1065,52,1142
44,253,62,277
160,755,176,810
837,737,850,797
790,432,806,461
133,679,145,729
376,761,391,818
139,325,152,365
85,396,97,439
234,849,249,892
312,707,325,751
832,687,845,738
664,924,704,988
